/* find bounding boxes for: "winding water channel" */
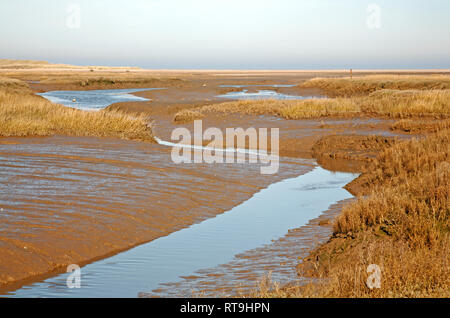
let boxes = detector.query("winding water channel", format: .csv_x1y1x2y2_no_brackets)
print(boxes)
4,87,357,297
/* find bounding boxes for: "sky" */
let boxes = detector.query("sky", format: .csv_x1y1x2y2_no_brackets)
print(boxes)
1,0,449,69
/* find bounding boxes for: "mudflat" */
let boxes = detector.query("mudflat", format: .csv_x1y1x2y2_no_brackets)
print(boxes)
0,68,444,294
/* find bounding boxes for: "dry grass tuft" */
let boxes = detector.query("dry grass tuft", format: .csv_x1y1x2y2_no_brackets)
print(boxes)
278,98,360,119
0,76,32,94
191,99,291,117
357,129,449,190
391,118,450,133
362,89,450,118
0,83,154,141
312,135,398,162
173,109,204,123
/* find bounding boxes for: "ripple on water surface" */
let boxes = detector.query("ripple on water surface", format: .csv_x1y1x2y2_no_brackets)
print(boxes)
6,164,357,298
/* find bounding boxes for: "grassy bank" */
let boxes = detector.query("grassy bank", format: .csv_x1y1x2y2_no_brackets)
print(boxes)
245,75,450,298
0,78,154,141
0,76,31,94
311,135,398,163
252,127,449,298
300,75,450,97
390,118,450,133
174,88,450,122
306,129,448,297
36,74,183,90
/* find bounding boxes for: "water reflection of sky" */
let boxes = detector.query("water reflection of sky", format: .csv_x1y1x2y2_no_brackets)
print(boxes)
217,89,321,100
38,88,164,111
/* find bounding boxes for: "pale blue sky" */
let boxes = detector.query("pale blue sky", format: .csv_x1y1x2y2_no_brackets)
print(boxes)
1,0,449,69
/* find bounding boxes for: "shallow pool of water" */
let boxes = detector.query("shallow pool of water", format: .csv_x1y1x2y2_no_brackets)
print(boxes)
7,167,357,297
217,89,321,100
37,88,164,111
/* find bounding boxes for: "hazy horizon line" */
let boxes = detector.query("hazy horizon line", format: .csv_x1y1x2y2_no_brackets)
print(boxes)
1,58,449,73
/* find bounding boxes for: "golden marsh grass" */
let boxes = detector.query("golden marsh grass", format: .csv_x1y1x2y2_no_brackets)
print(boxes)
37,74,183,89
253,128,449,298
245,75,450,297
301,75,450,96
174,89,450,121
391,118,450,133
0,78,154,141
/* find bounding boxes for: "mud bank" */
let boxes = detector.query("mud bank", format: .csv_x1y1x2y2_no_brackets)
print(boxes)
6,167,356,297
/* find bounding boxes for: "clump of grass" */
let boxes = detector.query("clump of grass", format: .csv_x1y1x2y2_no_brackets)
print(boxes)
0,76,32,94
391,118,450,133
173,109,204,123
172,100,279,122
195,99,291,116
0,89,154,141
360,129,448,189
362,89,450,118
294,237,448,298
279,98,360,119
301,75,450,97
312,135,397,162
173,98,360,121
